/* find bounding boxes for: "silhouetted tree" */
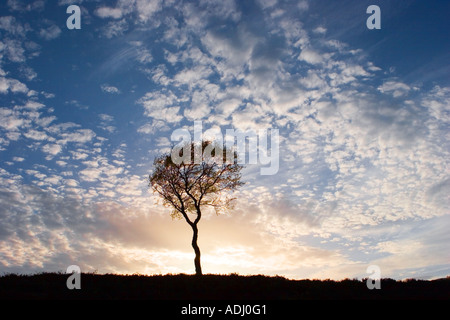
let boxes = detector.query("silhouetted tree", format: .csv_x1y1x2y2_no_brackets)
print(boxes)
149,141,244,276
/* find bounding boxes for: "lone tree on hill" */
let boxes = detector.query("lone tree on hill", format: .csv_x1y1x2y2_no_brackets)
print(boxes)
149,140,244,276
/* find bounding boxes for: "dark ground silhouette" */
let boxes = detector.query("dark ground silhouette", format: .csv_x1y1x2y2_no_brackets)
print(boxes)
0,273,449,300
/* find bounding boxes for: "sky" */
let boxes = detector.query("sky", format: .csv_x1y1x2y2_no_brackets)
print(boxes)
0,0,449,280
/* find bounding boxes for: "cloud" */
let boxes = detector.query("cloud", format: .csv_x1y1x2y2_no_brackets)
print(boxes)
101,18,129,38
137,120,170,135
95,7,124,19
6,0,24,11
70,150,89,160
19,66,37,81
0,109,24,132
1,39,26,62
42,143,62,156
115,175,143,196
99,114,113,122
298,47,323,65
98,114,116,133
137,123,154,135
0,95,97,160
138,90,184,123
313,26,327,34
0,76,29,94
65,99,89,109
216,98,242,118
136,49,153,64
94,0,162,23
299,69,327,89
0,16,29,37
297,0,308,11
0,97,57,152
7,0,45,12
24,129,50,141
39,25,62,40
79,167,102,182
100,84,121,94
378,80,411,98
21,100,45,110
41,91,55,99
135,0,163,22
59,129,96,144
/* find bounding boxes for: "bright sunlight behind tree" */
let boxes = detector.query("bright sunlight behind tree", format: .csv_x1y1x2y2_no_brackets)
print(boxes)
149,141,244,276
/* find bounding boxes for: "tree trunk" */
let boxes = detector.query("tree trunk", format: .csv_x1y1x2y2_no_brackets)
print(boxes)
191,223,202,276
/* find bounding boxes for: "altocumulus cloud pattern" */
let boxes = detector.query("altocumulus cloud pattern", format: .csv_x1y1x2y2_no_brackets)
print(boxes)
0,0,449,280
